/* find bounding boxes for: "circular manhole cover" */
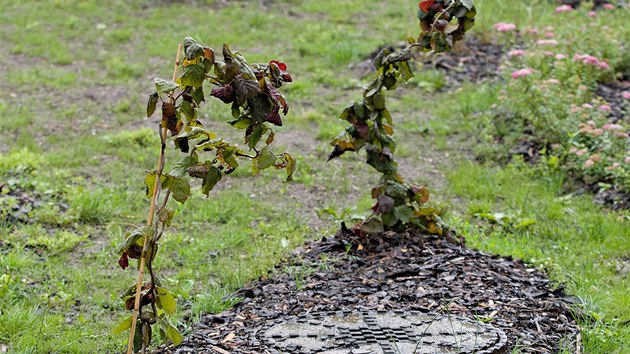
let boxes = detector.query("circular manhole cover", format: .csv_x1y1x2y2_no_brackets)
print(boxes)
259,310,507,354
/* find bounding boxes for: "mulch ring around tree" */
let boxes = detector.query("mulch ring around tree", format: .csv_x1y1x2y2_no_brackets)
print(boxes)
156,229,580,353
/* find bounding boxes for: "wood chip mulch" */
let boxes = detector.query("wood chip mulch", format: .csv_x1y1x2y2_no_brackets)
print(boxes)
157,230,580,354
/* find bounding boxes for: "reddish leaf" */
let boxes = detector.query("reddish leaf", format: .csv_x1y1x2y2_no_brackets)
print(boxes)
412,185,431,203
269,60,287,71
265,106,283,126
376,194,396,213
232,75,260,106
419,0,435,12
269,60,292,82
118,252,129,270
161,102,180,136
281,72,293,83
265,82,289,115
210,84,234,104
355,123,369,139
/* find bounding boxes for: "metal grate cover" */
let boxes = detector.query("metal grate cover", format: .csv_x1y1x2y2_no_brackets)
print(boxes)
259,310,507,354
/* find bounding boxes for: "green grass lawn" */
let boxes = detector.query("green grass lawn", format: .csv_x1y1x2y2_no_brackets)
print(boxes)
0,0,628,353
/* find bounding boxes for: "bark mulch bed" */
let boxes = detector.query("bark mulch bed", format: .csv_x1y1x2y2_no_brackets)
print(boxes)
156,230,580,353
417,36,504,86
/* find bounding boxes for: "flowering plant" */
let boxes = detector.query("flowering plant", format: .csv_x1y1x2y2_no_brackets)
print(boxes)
487,3,629,204
566,106,629,197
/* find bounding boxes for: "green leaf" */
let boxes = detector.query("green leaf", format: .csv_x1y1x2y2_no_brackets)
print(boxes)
256,148,276,172
369,93,386,110
228,115,253,129
155,78,178,94
202,166,222,196
171,156,198,178
283,154,297,182
382,211,398,227
183,37,203,60
145,170,160,198
192,86,205,104
365,146,397,174
180,63,206,88
157,207,175,227
460,0,474,10
179,100,196,123
166,323,182,346
361,215,384,234
247,124,264,150
339,104,353,122
395,205,414,223
221,150,240,169
133,324,143,352
147,92,158,117
112,316,133,335
230,102,240,118
167,176,190,204
117,226,154,254
398,61,414,81
462,17,475,31
386,181,408,200
158,316,183,346
156,286,177,314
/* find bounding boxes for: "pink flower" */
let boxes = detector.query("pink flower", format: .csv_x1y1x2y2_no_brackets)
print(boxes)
544,51,555,57
606,162,621,171
583,55,600,65
588,11,597,18
555,54,567,60
582,103,593,109
587,120,597,127
602,123,622,131
555,5,574,13
615,132,629,138
583,159,595,168
508,49,526,57
494,22,517,32
625,156,630,164
511,68,534,79
537,39,558,46
575,54,610,70
545,32,555,38
600,104,612,112
592,128,604,136
545,79,560,84
603,4,615,10
576,148,588,156
622,91,630,100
